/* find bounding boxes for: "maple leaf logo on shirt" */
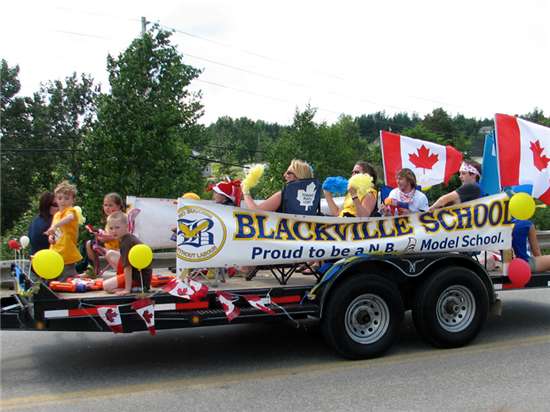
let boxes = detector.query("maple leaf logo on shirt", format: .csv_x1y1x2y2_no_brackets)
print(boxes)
296,182,317,211
530,140,550,171
409,145,439,172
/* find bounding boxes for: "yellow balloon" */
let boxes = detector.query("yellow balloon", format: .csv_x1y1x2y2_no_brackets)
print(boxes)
182,192,200,200
128,244,153,270
32,250,64,279
509,192,536,220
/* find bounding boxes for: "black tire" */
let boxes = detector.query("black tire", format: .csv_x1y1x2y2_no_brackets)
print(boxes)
321,274,404,359
412,266,489,348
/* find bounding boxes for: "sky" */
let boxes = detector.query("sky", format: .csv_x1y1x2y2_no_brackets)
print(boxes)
2,0,549,126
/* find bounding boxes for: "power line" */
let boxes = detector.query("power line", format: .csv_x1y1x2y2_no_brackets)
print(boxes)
196,78,343,116
48,7,473,115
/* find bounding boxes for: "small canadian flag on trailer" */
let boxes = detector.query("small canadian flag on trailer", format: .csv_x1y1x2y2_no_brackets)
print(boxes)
97,305,123,333
132,298,156,336
216,291,240,321
244,295,276,315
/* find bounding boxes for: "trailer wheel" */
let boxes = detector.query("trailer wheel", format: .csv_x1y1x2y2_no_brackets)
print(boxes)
321,275,404,359
412,266,489,348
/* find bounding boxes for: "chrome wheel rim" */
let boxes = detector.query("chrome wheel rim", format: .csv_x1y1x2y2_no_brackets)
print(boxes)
345,294,390,344
436,285,476,332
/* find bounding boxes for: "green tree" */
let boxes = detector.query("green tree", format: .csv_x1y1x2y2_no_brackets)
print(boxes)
1,60,99,232
82,25,205,223
1,60,31,231
258,106,370,197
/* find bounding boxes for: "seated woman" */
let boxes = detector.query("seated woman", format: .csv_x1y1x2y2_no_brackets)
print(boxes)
381,168,428,216
512,219,550,273
243,159,320,214
324,161,378,218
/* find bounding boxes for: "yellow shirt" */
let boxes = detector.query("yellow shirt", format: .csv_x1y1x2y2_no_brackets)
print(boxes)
50,207,82,264
103,231,120,251
339,188,377,217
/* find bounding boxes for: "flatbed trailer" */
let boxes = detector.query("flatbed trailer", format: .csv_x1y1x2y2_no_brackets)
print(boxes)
3,253,550,359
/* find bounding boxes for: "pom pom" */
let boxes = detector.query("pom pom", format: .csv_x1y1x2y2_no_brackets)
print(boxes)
74,206,86,225
242,164,265,195
348,173,374,198
322,176,348,196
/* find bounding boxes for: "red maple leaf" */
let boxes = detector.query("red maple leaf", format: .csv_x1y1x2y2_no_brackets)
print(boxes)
105,308,117,323
530,140,550,171
142,310,153,325
409,145,439,171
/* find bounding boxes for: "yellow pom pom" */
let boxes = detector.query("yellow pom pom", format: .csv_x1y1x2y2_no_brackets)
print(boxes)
348,173,373,198
242,164,265,194
74,206,86,225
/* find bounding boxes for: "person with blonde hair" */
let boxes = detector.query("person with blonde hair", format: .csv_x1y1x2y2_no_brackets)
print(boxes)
45,180,82,280
243,159,320,214
102,211,152,295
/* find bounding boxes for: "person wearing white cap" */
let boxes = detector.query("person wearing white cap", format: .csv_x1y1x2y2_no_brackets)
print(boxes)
429,160,482,210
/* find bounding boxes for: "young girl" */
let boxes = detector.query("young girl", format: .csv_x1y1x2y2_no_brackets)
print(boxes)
86,193,125,276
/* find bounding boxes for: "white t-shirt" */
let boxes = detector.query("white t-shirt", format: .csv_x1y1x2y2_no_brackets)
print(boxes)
387,188,429,213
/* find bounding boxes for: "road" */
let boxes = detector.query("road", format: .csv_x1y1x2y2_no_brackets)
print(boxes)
1,288,550,412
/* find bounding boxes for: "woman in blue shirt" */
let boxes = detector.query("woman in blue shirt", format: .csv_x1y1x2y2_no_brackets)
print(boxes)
28,192,58,255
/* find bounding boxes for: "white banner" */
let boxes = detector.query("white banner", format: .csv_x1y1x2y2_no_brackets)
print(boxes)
126,196,344,250
176,194,513,270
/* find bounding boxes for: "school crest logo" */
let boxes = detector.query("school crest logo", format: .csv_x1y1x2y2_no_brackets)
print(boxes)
176,205,227,262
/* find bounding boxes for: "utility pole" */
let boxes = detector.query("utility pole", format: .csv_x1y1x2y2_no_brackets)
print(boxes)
141,16,149,35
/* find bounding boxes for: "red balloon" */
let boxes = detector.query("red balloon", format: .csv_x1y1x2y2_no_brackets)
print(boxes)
7,239,20,250
508,258,532,288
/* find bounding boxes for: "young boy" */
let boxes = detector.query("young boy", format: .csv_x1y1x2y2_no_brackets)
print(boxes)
45,181,82,280
103,211,152,295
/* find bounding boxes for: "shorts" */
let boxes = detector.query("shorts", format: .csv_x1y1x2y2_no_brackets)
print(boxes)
116,274,141,289
527,256,537,273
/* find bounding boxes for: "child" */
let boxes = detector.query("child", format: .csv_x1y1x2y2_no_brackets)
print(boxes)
86,193,125,276
209,179,242,206
103,211,152,295
45,181,82,280
381,168,428,216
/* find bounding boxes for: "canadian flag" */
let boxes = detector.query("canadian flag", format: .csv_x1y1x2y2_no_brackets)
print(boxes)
381,131,463,188
97,305,123,333
188,279,209,301
494,114,550,204
162,278,194,299
244,295,276,315
216,291,240,321
131,298,156,336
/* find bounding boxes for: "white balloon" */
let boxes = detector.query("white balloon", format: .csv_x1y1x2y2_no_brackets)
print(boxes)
19,235,30,248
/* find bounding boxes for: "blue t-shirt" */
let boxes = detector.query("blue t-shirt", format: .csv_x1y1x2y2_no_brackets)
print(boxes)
512,219,533,262
28,215,52,255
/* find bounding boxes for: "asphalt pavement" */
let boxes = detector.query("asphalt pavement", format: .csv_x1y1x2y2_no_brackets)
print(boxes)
1,288,550,412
